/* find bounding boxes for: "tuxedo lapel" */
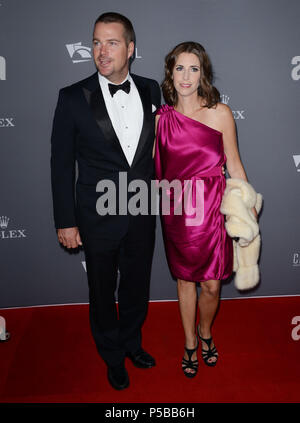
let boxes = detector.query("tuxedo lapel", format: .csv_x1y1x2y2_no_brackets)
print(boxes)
81,73,153,169
82,73,129,167
131,75,152,168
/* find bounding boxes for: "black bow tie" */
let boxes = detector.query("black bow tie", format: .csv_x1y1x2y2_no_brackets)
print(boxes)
108,80,131,97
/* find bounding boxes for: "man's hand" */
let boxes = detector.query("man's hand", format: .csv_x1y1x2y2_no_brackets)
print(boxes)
57,227,82,249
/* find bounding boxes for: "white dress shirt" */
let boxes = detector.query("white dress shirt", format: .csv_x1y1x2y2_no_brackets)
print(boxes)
98,73,144,166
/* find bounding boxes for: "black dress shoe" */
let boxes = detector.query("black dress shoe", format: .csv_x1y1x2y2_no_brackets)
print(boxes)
107,363,129,390
126,349,156,368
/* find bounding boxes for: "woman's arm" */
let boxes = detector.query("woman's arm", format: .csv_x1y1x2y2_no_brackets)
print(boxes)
219,104,247,180
219,104,258,219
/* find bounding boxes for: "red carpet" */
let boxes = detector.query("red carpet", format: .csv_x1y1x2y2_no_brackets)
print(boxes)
0,297,300,403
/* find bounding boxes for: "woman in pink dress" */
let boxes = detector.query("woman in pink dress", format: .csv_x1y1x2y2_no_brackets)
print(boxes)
155,42,257,378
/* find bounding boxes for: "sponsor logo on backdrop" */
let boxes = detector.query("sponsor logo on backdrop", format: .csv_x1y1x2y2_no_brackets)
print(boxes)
81,261,120,276
0,56,6,80
0,216,27,240
135,47,142,59
221,94,230,105
293,155,300,172
221,94,245,120
291,316,300,341
66,43,142,64
291,56,300,81
292,252,300,267
0,118,15,127
66,42,92,63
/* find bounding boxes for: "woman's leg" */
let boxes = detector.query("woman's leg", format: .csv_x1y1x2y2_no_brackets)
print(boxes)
198,279,221,364
177,279,198,374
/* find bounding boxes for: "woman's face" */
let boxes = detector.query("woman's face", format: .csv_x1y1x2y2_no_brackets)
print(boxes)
172,52,201,98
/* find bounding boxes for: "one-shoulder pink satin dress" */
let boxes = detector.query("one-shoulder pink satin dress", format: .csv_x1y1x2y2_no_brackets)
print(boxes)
155,104,233,282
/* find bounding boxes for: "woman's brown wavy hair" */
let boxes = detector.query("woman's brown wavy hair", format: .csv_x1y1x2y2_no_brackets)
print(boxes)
161,41,220,108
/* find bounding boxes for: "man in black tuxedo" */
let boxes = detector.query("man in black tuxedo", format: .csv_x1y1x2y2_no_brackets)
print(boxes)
51,12,161,390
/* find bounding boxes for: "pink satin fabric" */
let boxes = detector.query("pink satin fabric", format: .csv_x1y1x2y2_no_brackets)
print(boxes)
155,104,233,282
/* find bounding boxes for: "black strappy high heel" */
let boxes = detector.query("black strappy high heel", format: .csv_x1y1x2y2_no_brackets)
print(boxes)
181,338,199,378
197,326,218,367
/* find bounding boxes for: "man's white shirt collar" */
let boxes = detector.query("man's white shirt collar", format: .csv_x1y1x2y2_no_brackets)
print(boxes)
96,72,143,167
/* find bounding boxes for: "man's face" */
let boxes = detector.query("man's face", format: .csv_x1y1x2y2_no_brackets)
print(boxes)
93,22,134,84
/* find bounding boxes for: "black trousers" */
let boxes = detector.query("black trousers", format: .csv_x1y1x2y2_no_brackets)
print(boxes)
82,219,155,367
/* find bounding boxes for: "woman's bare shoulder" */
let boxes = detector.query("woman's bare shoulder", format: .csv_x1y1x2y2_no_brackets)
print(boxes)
213,102,234,126
214,102,232,116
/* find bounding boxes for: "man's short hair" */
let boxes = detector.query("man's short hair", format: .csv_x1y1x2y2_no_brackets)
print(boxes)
94,12,135,45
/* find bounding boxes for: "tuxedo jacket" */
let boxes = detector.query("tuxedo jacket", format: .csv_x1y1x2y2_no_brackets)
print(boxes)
51,72,161,239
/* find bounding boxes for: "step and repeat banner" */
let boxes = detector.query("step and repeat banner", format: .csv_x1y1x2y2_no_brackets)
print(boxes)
0,0,299,308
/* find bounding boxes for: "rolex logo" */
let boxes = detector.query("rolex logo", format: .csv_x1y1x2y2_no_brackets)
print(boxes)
0,216,9,229
221,94,245,120
0,118,15,127
0,216,27,240
221,94,230,105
